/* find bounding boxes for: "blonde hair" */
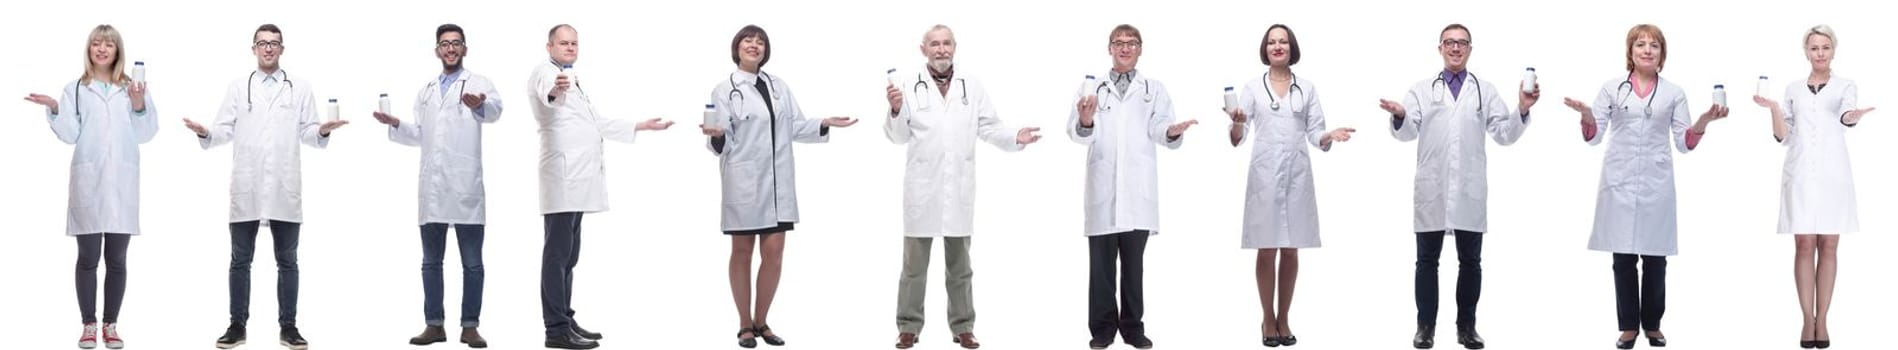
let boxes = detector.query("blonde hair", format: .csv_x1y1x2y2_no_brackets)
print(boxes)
1622,24,1666,72
79,24,130,86
1805,25,1835,47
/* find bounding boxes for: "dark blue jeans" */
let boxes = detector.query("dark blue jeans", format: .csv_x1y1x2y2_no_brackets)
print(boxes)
229,220,299,327
421,223,485,328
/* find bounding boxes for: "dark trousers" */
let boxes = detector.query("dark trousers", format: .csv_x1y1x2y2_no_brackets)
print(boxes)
1088,230,1148,341
1612,253,1667,331
541,212,584,338
229,220,300,327
76,233,131,324
1416,230,1482,327
421,223,485,328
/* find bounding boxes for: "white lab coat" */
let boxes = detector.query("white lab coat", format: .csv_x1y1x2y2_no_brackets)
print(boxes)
1776,77,1859,234
1066,71,1181,236
1390,74,1528,234
706,70,830,231
199,70,330,223
388,71,503,226
1584,76,1694,256
884,67,1024,237
528,62,643,215
1233,73,1329,249
48,79,159,236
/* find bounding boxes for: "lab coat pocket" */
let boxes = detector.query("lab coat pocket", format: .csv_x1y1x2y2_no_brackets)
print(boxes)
722,163,763,205
67,161,103,208
447,156,485,208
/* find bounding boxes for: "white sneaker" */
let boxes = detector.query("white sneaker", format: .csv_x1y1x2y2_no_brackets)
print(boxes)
102,323,125,349
78,323,99,349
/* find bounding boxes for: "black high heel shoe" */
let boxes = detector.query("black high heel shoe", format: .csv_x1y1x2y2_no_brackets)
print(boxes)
1279,335,1298,346
753,324,785,346
1814,339,1830,349
1614,335,1636,349
1801,340,1817,349
736,328,757,349
1262,335,1281,347
1645,332,1666,347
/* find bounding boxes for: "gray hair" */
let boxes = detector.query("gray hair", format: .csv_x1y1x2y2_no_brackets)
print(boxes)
922,24,954,44
1806,24,1835,46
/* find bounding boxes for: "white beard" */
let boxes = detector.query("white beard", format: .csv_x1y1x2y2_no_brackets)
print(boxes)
928,59,953,73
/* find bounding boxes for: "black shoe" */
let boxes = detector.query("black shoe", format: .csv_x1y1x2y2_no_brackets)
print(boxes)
1801,340,1817,349
737,328,758,349
215,324,246,349
280,325,309,350
410,326,447,345
545,332,599,349
1263,335,1281,347
1615,334,1636,349
1455,326,1484,349
1814,339,1830,349
1279,335,1298,346
1413,325,1435,349
1124,334,1153,349
571,323,602,340
753,324,785,346
1089,338,1112,349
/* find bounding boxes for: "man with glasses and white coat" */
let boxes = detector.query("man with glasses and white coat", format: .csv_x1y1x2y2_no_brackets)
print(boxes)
1375,23,1538,350
185,23,349,350
1067,24,1194,350
368,23,501,348
883,24,1042,350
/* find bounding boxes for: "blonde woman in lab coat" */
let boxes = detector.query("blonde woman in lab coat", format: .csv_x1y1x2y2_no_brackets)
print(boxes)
702,24,857,349
1751,25,1873,350
1560,24,1730,349
1227,24,1355,348
22,24,157,350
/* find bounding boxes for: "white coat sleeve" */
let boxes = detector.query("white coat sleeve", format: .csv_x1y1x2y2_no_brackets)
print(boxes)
1670,93,1693,154
707,87,730,155
472,77,503,123
1067,84,1095,145
48,83,82,145
974,87,1024,152
1840,81,1859,127
132,88,159,144
1391,85,1425,142
1584,84,1612,146
592,109,641,144
1304,84,1331,152
1485,84,1528,146
297,88,330,149
200,82,242,149
884,89,914,145
1147,83,1182,149
783,82,830,144
1778,85,1796,145
532,68,561,109
389,88,425,147
1233,83,1257,146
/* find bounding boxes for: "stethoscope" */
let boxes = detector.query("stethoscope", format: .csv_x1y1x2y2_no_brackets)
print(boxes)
1612,75,1659,117
1263,73,1304,111
246,70,293,112
423,76,470,108
727,71,782,107
1428,72,1484,114
1090,75,1154,112
912,72,968,107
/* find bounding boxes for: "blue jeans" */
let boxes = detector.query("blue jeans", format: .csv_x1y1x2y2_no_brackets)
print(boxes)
229,220,299,327
421,223,485,328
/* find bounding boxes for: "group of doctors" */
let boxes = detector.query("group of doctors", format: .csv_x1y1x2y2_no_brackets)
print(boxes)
20,20,1872,350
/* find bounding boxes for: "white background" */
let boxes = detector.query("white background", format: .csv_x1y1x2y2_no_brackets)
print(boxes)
2,0,1892,349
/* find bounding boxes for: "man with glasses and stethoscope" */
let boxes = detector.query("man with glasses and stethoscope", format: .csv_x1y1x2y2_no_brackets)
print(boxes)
367,23,501,349
883,24,1041,350
1376,23,1538,350
186,24,348,350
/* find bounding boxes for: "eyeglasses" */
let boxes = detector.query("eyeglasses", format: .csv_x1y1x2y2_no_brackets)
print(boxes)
1111,40,1142,49
253,40,283,49
1440,39,1471,48
438,40,466,48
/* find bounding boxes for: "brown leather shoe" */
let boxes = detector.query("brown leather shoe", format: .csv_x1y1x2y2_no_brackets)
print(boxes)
459,327,487,348
953,332,981,349
409,326,447,345
895,333,918,349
